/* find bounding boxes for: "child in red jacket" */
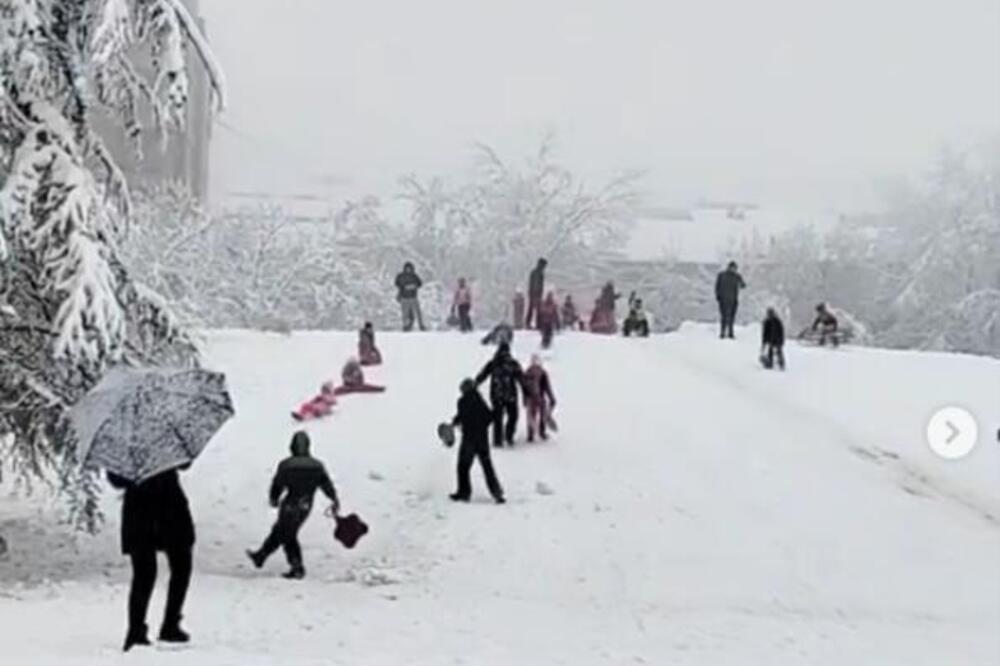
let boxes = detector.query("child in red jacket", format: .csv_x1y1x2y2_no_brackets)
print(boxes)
292,382,338,421
523,354,557,441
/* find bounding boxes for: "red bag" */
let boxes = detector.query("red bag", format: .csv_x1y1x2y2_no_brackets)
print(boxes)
332,513,369,549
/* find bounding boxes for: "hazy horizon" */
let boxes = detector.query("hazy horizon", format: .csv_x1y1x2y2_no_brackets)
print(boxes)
202,0,1000,212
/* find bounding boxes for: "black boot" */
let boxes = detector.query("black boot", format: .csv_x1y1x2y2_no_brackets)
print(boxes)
282,560,305,580
123,625,151,652
246,549,265,569
449,492,470,502
159,618,190,644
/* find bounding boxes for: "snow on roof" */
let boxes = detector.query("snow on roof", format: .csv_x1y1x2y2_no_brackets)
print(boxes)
620,207,836,265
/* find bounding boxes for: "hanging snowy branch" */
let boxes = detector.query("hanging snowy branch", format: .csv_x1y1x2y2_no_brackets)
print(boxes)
0,0,225,531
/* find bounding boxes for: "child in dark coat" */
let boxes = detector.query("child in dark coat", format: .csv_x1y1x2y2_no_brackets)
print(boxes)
358,322,382,366
475,342,526,447
247,432,339,579
449,379,505,503
761,307,786,370
334,358,386,395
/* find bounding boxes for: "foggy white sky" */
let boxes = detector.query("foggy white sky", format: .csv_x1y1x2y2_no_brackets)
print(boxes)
202,0,1000,211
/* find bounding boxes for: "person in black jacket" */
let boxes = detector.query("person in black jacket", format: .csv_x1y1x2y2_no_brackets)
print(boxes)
622,297,650,337
715,261,746,339
475,342,526,447
108,467,195,652
760,307,786,370
450,379,505,503
395,262,426,332
811,302,839,346
525,258,547,329
247,431,339,580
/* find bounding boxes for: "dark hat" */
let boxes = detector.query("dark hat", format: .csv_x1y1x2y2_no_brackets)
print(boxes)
460,378,476,394
290,430,311,456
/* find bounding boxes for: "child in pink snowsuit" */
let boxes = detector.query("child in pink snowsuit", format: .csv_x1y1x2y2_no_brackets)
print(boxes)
292,382,338,421
334,358,386,395
523,355,557,442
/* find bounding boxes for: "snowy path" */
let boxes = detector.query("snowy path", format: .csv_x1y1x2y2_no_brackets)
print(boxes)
1,327,997,665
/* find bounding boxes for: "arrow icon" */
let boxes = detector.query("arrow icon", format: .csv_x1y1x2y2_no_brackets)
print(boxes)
927,407,978,460
945,421,960,445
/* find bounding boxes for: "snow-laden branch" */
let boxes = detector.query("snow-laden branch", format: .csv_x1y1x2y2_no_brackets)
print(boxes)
163,0,228,112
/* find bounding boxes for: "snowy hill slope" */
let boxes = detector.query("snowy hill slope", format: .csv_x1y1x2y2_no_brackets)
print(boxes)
1,326,998,665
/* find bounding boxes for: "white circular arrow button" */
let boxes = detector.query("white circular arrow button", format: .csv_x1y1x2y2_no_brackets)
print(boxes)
926,407,978,460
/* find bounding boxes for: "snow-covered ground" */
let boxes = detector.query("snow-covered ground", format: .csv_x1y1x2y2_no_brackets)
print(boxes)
1,325,998,665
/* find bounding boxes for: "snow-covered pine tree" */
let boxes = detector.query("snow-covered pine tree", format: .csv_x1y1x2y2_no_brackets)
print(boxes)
0,0,225,531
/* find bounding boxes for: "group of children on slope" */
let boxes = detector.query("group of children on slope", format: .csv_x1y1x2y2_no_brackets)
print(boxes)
446,342,558,503
292,322,386,421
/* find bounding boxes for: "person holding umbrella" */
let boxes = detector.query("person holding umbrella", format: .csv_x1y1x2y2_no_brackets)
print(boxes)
109,467,195,651
246,431,340,579
69,366,235,653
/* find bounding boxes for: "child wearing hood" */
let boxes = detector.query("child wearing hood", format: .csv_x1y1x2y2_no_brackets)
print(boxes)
334,358,386,395
358,322,382,366
247,431,339,579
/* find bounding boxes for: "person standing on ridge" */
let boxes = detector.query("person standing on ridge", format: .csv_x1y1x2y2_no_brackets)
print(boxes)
715,261,746,339
760,307,786,370
453,277,473,333
395,262,426,332
525,258,548,329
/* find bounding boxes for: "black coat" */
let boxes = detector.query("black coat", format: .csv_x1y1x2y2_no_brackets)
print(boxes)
715,269,746,304
528,266,545,300
452,390,494,447
762,316,785,346
476,353,525,404
395,271,422,300
269,453,338,510
109,469,195,555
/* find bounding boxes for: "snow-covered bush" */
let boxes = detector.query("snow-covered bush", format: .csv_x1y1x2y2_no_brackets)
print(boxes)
399,138,641,324
0,0,223,531
750,143,1000,357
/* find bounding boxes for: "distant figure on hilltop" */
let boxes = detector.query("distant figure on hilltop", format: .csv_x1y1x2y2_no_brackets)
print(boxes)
538,292,561,349
715,261,746,339
358,322,382,366
452,277,474,333
810,302,840,347
561,294,580,331
525,258,548,329
589,281,620,334
760,308,786,370
395,262,426,332
512,290,526,330
623,296,650,337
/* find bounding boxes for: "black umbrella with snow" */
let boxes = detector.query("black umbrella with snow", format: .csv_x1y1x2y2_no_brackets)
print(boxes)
70,367,235,483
